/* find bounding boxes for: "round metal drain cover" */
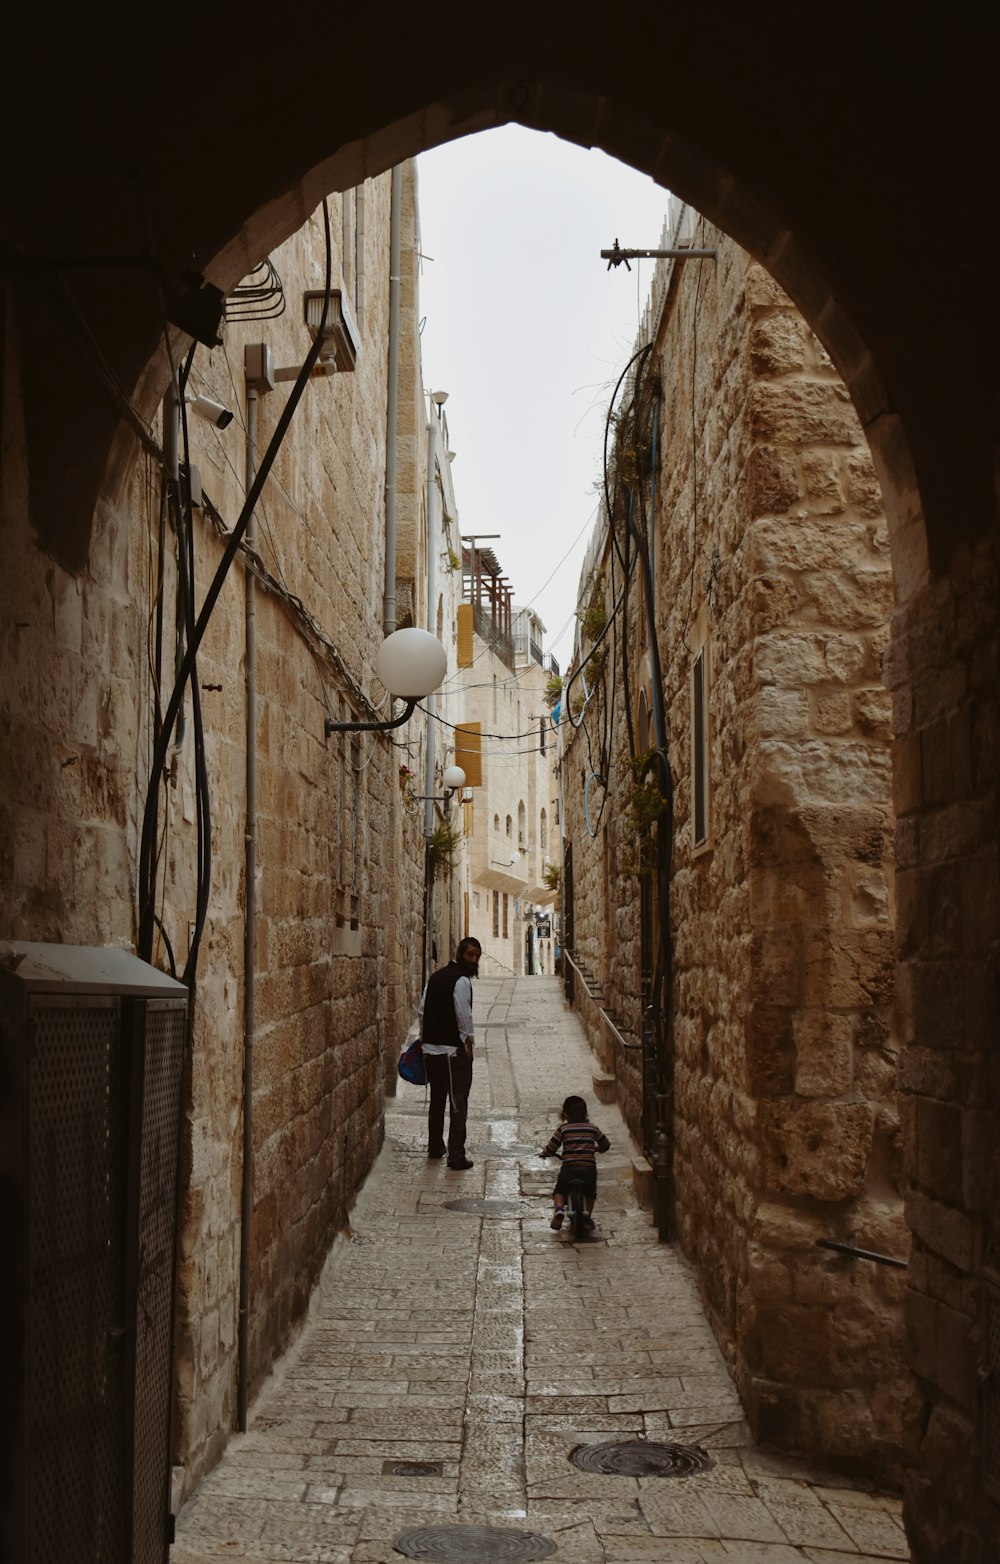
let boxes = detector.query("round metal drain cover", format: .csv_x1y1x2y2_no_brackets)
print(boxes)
570,1439,713,1477
393,1523,556,1561
443,1198,521,1215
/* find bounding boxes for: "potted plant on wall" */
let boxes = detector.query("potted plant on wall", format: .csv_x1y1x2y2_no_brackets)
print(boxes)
427,816,463,879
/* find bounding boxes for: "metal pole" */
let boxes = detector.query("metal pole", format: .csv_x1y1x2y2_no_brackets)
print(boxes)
422,406,438,984
237,372,258,1432
383,166,401,635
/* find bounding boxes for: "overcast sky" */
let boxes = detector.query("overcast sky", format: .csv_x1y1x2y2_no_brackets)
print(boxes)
415,126,672,669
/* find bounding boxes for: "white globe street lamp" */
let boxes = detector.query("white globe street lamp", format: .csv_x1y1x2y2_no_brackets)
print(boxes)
325,628,447,735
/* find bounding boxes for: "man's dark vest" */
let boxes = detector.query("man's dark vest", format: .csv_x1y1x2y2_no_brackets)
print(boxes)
422,960,468,1049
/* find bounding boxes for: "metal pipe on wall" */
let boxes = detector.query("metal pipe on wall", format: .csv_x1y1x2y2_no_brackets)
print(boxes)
237,375,258,1432
421,403,438,986
383,166,401,635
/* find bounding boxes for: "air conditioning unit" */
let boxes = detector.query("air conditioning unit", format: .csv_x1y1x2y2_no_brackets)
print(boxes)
1,941,188,1563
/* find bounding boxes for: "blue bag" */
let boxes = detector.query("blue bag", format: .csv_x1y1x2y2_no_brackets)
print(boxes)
398,1037,426,1086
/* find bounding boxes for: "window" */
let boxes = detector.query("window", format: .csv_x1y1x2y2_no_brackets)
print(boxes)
505,815,512,838
691,634,711,851
493,891,500,938
517,800,526,849
539,718,546,755
502,893,509,939
540,808,547,851
493,813,500,833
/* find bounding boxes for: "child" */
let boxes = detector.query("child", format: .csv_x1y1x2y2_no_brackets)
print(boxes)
539,1095,611,1230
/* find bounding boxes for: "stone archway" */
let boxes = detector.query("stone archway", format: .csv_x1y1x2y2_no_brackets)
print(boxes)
3,13,997,1561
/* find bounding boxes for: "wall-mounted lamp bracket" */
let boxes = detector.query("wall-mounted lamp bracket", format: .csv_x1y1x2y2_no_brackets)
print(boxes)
325,697,417,736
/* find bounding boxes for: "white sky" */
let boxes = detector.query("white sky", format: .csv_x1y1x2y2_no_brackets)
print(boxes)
415,126,672,669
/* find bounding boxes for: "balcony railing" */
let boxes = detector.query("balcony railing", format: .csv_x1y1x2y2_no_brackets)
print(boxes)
473,604,514,670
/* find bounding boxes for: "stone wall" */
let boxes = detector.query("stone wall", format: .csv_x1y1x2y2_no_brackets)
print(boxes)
0,180,429,1498
886,526,1000,1561
562,217,915,1481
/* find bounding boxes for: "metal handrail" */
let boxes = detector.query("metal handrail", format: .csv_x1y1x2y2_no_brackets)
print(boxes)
815,1239,908,1270
563,949,641,1051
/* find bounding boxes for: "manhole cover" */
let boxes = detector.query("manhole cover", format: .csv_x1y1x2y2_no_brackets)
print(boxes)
443,1198,522,1215
570,1439,713,1477
382,1459,443,1476
393,1524,556,1561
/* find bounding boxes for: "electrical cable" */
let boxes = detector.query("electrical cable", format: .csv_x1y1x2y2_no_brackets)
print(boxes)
137,198,336,964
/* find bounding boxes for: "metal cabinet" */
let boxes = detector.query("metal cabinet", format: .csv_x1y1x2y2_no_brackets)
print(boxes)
0,943,187,1564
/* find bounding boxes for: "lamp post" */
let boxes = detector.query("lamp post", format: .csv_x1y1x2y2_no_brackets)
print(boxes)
324,627,447,735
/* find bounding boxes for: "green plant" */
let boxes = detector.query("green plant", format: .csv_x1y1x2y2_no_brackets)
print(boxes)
544,673,563,708
427,816,463,878
587,643,608,680
621,748,668,877
447,547,461,572
581,598,607,644
542,863,561,892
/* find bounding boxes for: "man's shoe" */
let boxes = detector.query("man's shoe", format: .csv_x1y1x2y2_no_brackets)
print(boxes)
550,1212,564,1230
427,1148,446,1159
447,1158,474,1170
582,1215,596,1229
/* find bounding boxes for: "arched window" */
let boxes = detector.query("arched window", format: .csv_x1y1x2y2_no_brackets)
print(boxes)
493,813,500,833
540,808,547,851
517,799,526,848
505,814,512,837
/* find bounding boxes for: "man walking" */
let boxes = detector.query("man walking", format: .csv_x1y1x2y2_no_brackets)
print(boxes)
419,936,481,1170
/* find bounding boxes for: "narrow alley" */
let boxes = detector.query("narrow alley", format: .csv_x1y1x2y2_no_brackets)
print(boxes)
169,977,908,1564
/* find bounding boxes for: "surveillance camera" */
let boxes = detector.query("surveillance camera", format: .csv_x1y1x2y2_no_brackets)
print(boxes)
188,393,234,430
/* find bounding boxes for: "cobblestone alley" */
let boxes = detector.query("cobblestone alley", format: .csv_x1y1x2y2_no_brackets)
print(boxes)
170,976,909,1564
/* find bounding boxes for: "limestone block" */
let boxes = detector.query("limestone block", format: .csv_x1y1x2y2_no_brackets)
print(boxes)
797,450,848,515
747,445,801,517
751,574,799,632
745,264,791,310
762,1101,875,1199
824,634,867,682
631,1154,654,1210
849,869,891,926
753,686,810,739
750,380,857,448
812,692,852,733
854,1046,898,1102
749,313,809,377
853,687,892,738
592,1070,617,1104
793,1011,854,1097
754,633,828,688
844,450,885,518
905,1190,975,1272
753,738,891,810
799,568,892,629
751,515,869,574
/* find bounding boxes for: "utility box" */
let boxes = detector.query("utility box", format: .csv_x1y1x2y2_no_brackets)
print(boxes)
0,942,188,1564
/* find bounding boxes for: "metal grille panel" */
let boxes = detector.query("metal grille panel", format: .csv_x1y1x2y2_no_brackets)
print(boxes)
132,1001,187,1562
28,996,126,1564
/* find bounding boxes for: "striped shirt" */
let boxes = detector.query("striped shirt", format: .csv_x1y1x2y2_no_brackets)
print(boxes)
543,1120,610,1166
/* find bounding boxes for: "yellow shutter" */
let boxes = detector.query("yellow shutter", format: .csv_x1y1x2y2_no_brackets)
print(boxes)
454,721,482,787
456,603,473,668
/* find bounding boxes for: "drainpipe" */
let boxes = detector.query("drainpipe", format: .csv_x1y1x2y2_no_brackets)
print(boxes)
237,360,260,1432
421,403,438,986
383,166,401,635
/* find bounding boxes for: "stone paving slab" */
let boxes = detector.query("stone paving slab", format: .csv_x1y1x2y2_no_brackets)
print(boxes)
171,977,908,1564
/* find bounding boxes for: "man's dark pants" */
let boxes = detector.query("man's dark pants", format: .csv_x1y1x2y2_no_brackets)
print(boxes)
425,1050,472,1162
